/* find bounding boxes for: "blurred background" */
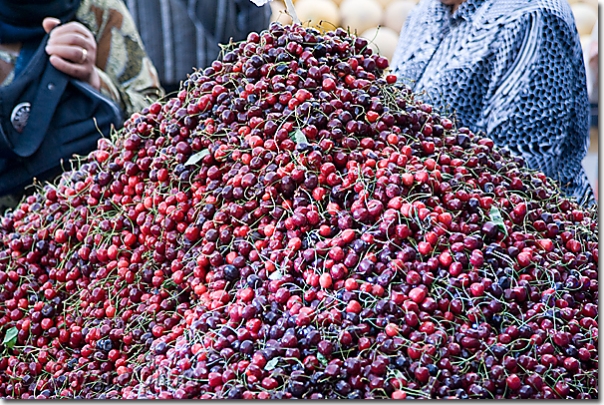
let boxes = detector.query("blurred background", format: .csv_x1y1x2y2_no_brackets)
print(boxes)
268,0,599,199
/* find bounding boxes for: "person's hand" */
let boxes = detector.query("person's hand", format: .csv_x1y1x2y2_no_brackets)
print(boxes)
43,17,101,90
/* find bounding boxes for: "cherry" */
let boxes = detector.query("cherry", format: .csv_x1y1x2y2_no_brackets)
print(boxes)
506,374,521,391
409,287,426,303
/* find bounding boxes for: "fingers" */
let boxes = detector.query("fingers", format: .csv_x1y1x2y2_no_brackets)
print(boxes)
47,30,90,48
48,55,88,81
48,21,95,42
42,19,99,87
45,44,87,64
42,17,61,34
46,22,97,64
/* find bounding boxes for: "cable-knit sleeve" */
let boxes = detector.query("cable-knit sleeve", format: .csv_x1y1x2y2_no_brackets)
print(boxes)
483,8,593,205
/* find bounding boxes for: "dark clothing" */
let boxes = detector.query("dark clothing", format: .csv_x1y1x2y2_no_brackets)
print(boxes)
0,0,82,78
0,0,81,28
126,0,271,93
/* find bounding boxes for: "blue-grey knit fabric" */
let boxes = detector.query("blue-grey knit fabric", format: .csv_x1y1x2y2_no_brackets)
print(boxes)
392,0,595,206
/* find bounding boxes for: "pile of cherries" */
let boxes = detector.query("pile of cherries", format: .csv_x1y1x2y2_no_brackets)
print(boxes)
0,22,597,399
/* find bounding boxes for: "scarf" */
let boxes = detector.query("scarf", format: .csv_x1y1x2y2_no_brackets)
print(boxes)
0,0,82,42
0,0,82,80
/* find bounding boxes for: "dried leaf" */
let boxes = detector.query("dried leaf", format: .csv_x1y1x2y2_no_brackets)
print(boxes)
269,269,282,280
294,129,308,146
184,149,210,166
265,358,279,371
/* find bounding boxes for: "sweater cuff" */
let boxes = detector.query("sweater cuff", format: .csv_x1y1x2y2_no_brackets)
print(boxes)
95,67,124,111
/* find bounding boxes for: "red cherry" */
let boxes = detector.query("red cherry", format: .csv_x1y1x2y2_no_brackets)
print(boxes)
506,374,521,391
469,283,484,297
409,287,426,304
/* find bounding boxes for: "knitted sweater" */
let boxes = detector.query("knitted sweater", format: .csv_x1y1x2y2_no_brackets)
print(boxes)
392,0,595,206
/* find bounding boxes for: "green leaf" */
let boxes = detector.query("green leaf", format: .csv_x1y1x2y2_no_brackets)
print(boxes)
265,358,279,371
184,149,210,166
3,327,17,349
317,352,328,366
293,129,308,146
489,206,507,235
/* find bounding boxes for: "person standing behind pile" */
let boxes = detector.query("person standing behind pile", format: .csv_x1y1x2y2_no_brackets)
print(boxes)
126,0,271,94
391,0,595,207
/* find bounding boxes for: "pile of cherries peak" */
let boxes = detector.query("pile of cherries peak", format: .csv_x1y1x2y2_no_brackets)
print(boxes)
0,22,597,399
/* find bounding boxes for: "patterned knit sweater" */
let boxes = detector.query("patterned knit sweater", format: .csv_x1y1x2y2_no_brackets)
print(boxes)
392,0,595,206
